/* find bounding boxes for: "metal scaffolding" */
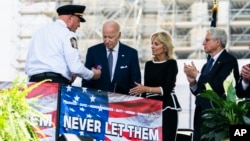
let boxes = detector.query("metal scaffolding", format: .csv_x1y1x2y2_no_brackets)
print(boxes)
15,0,250,73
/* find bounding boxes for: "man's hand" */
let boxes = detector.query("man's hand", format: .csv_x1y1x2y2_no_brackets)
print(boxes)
92,68,101,80
184,61,199,78
184,61,198,86
241,64,250,84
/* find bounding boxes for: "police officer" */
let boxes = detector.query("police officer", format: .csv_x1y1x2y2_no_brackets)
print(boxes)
25,4,101,85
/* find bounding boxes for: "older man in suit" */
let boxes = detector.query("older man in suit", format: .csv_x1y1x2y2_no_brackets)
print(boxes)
184,27,239,141
82,19,141,94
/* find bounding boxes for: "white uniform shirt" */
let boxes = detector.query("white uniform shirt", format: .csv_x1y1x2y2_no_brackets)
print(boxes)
25,19,93,81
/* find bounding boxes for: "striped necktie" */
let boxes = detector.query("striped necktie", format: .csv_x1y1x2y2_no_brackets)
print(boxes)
108,49,113,79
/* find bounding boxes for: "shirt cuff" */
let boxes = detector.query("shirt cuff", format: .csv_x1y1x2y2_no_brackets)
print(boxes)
160,87,163,96
242,80,249,90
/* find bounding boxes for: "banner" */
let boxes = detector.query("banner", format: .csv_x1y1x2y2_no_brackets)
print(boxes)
0,82,59,141
58,85,163,141
26,82,59,141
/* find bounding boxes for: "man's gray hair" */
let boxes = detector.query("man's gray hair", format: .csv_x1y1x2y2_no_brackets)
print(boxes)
207,27,227,48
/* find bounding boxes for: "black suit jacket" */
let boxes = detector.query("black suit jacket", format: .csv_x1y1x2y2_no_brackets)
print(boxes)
82,42,141,94
192,50,239,109
236,77,250,98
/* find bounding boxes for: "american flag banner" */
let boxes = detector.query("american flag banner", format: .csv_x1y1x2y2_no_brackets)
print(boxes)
0,82,59,141
26,82,59,141
59,85,163,141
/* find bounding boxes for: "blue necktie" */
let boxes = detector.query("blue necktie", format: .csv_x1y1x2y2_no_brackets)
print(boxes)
203,58,214,74
108,49,113,79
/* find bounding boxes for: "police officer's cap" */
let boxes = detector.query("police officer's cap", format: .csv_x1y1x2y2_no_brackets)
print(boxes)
57,5,86,22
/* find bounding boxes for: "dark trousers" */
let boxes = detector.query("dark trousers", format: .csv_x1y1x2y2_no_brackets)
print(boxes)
193,106,205,141
29,72,70,85
163,109,178,141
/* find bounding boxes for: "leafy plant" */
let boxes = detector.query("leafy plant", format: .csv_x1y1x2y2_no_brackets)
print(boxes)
200,71,250,141
0,77,49,141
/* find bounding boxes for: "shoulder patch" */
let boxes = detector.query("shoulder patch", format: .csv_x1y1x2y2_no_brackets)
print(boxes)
70,37,78,49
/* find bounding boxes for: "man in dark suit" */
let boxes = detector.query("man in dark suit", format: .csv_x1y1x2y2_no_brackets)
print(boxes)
184,27,239,141
82,19,141,94
236,63,250,98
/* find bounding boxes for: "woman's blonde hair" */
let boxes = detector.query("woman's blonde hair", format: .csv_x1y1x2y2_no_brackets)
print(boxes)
151,31,175,60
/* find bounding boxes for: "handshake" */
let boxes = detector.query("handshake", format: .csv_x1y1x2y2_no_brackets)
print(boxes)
92,65,102,80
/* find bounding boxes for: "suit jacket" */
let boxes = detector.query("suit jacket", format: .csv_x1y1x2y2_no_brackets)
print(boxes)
191,50,239,110
82,42,141,95
236,78,250,98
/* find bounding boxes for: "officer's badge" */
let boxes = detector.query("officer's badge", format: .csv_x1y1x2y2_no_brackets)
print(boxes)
70,37,78,49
